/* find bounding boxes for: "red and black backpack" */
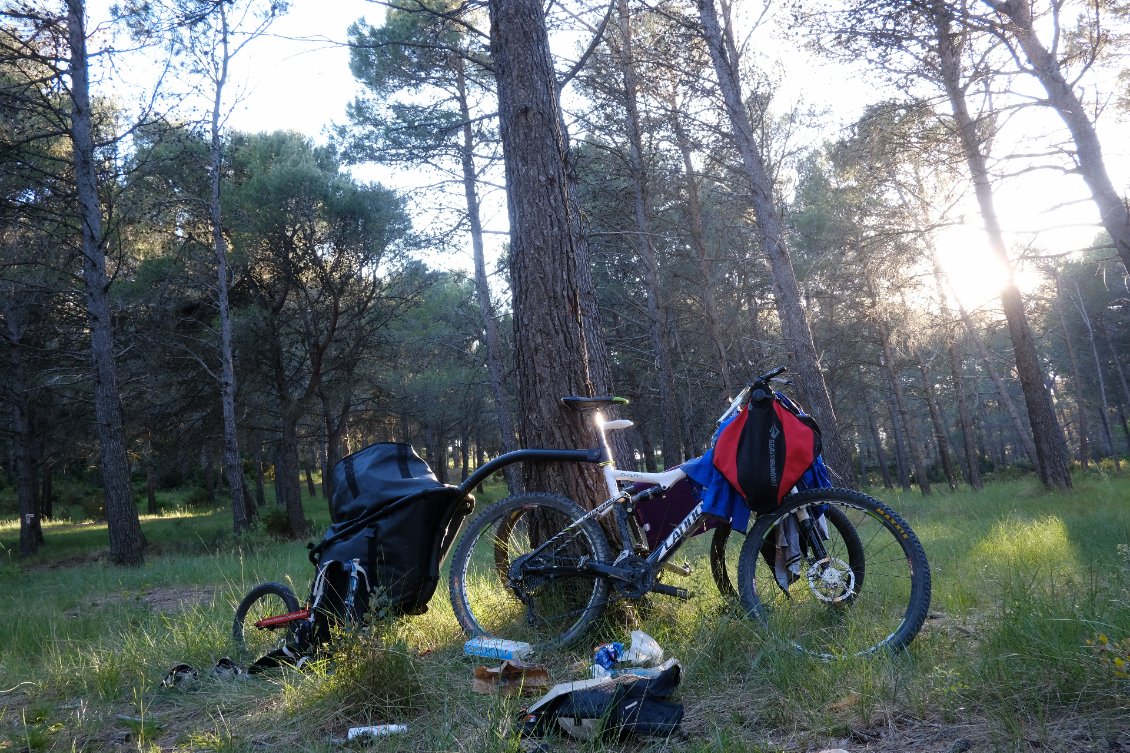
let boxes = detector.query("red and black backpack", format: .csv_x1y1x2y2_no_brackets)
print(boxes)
712,389,821,514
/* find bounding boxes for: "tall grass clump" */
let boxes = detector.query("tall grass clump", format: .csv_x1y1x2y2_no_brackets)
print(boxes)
295,635,435,722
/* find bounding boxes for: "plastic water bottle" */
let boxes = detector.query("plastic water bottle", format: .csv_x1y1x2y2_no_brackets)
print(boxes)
463,637,533,660
346,724,407,740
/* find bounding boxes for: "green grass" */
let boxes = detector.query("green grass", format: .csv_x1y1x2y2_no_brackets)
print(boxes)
1,472,1128,751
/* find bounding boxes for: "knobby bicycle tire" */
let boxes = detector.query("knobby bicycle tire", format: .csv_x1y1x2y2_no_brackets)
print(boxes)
448,492,612,650
232,582,300,657
737,487,931,658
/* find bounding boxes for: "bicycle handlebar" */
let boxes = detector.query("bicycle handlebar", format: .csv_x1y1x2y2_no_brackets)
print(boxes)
716,366,789,425
756,365,787,384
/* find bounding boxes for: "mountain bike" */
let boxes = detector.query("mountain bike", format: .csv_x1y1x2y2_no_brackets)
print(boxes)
448,367,932,658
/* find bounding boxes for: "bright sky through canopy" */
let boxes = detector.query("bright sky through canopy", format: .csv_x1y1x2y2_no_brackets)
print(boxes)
87,0,1127,298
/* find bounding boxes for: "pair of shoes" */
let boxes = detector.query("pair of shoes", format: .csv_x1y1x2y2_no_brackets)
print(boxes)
161,658,245,689
162,663,198,689
472,660,551,697
212,657,243,679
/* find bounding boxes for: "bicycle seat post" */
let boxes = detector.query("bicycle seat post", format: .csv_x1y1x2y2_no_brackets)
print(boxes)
593,411,615,468
593,412,635,500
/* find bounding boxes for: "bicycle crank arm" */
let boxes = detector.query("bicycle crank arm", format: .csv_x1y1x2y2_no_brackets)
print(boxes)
650,583,692,600
520,558,636,582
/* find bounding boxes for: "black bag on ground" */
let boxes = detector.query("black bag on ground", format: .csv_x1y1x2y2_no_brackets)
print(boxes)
310,443,473,635
521,663,683,740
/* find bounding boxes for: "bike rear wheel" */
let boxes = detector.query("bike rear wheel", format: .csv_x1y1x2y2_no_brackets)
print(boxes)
449,492,611,650
737,488,931,658
232,582,301,659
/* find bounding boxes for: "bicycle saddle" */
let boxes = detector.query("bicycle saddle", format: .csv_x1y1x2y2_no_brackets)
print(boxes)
560,396,630,411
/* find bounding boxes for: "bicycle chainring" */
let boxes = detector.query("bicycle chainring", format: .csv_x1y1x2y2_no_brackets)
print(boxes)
613,553,655,599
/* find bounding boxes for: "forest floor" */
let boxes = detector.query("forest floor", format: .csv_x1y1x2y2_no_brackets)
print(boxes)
0,471,1128,752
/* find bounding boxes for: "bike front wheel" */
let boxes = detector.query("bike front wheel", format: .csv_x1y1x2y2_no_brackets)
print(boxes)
448,492,612,650
737,488,931,658
712,503,862,600
232,582,301,659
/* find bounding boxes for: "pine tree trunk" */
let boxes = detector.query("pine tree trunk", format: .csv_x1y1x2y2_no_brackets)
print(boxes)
887,400,912,491
490,0,628,506
202,449,216,506
273,442,285,507
616,0,682,466
1072,279,1120,470
913,348,959,489
1100,322,1130,457
5,310,39,557
455,57,523,495
879,322,932,495
41,463,54,519
304,460,317,496
953,296,1039,469
946,339,984,490
934,5,1071,488
253,440,266,510
983,0,1130,275
279,418,308,536
205,0,250,535
1054,271,1090,467
146,454,157,515
696,0,855,484
66,0,144,565
461,426,471,481
324,408,345,519
864,398,895,489
669,105,732,395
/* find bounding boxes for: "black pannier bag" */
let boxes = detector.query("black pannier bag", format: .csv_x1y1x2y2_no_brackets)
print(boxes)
309,443,472,641
712,389,821,514
521,662,683,741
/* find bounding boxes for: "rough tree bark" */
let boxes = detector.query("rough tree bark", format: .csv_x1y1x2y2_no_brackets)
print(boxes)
489,0,629,505
66,0,145,565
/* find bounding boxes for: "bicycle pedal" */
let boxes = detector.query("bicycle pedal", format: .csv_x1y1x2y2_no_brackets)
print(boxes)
662,561,692,577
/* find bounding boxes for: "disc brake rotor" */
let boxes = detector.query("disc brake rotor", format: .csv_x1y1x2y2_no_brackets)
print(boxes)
806,557,856,603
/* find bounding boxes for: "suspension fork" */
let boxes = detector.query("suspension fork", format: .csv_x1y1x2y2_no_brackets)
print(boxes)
793,506,829,561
